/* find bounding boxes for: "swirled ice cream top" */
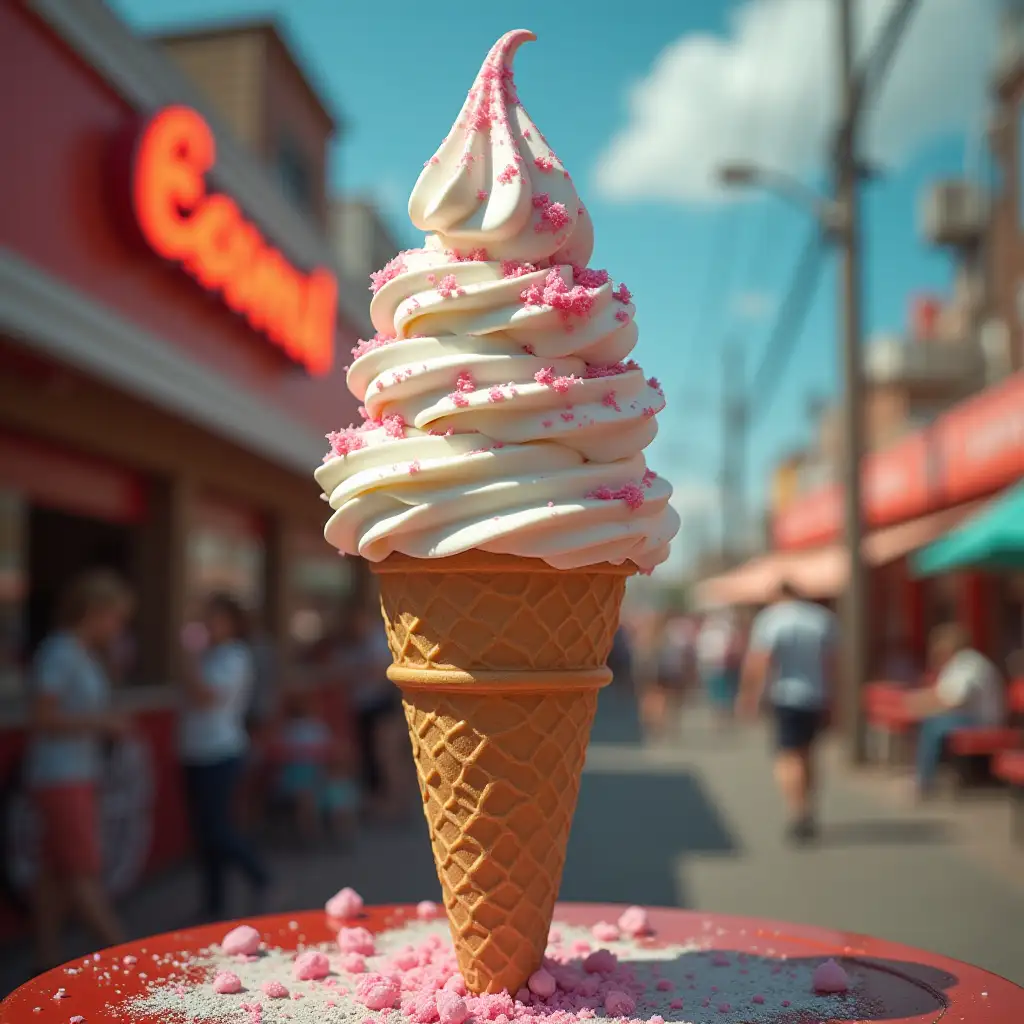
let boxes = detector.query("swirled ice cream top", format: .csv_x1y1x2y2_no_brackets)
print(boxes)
315,29,679,571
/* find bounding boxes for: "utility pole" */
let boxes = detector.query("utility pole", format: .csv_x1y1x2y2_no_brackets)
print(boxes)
720,338,747,566
835,0,869,763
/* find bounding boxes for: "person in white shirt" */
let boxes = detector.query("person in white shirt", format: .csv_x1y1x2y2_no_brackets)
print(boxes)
696,608,745,724
904,622,1006,796
179,593,271,919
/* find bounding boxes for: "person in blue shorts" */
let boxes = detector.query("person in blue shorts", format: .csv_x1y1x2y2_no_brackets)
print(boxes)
738,581,838,844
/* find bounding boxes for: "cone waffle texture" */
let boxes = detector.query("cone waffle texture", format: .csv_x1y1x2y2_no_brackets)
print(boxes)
372,552,632,995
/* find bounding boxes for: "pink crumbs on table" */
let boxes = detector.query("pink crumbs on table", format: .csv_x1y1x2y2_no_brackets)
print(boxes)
417,900,442,921
338,927,376,955
221,925,261,957
261,979,289,999
212,971,242,994
293,950,330,981
326,887,365,920
812,957,850,993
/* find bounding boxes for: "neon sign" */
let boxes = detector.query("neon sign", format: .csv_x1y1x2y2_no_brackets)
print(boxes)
132,106,336,376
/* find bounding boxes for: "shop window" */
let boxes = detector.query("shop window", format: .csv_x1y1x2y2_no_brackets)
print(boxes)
276,133,313,214
289,533,354,671
186,497,266,630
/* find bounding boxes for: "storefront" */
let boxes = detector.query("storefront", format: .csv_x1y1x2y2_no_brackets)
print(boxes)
767,371,1024,671
0,0,366,929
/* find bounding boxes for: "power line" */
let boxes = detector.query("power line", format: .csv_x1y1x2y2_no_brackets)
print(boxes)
747,226,829,422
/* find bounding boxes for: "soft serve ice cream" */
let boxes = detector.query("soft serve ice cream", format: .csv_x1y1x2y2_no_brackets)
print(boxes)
315,29,679,571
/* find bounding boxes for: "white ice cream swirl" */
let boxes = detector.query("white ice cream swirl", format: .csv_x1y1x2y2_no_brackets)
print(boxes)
315,30,679,571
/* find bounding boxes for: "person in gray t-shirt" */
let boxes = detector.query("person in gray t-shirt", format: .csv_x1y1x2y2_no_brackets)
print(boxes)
739,580,838,844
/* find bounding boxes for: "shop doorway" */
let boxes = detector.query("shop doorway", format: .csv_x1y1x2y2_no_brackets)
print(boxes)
26,506,134,655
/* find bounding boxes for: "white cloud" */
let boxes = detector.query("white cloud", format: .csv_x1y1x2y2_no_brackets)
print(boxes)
594,0,999,204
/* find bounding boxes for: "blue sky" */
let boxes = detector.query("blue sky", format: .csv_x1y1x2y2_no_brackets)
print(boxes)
112,0,998,571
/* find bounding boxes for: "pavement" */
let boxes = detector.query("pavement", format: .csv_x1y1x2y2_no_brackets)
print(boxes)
3,686,1023,997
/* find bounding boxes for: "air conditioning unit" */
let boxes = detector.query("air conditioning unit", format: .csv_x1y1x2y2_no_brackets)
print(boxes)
921,181,988,248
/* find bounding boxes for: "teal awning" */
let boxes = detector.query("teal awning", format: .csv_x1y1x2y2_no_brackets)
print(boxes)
913,482,1024,576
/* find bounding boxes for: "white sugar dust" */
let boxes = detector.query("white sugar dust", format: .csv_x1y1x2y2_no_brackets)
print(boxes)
115,917,867,1024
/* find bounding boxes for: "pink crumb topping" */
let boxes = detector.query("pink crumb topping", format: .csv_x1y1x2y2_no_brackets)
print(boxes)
212,971,242,995
532,192,551,208
812,958,850,994
455,371,475,393
261,980,289,999
293,950,330,981
449,247,489,262
604,991,635,1016
408,460,422,475
351,332,397,361
417,901,441,921
602,391,621,412
436,990,469,1024
497,164,519,184
533,367,581,393
647,377,664,396
449,391,470,407
611,283,632,303
560,411,575,422
588,485,646,511
583,949,617,974
615,309,630,323
487,385,507,403
521,269,595,320
584,360,638,379
337,927,376,956
369,254,406,294
436,274,465,299
642,468,657,488
502,260,537,278
382,414,406,439
536,202,570,234
338,953,367,973
572,265,610,288
326,886,364,919
534,155,555,172
476,190,488,200
221,925,261,957
356,974,400,1010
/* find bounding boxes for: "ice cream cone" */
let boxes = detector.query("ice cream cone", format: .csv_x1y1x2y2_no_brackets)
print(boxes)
372,552,633,995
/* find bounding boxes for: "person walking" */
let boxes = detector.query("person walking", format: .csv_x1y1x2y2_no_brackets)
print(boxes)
179,593,271,921
738,581,838,844
25,570,133,971
696,607,745,725
904,622,1005,798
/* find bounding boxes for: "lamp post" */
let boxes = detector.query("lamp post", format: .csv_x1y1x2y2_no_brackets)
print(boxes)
716,39,869,763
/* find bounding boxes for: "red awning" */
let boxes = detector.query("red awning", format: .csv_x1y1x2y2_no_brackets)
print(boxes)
695,501,986,608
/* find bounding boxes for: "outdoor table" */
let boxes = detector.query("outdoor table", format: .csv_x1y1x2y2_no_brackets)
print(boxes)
3,903,1021,1022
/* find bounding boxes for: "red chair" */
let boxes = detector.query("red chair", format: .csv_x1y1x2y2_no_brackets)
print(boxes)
993,749,1024,842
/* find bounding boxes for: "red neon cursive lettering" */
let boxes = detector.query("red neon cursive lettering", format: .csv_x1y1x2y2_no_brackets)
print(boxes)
132,106,336,376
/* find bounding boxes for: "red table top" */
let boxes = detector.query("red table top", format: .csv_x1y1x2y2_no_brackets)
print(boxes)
3,903,1021,1023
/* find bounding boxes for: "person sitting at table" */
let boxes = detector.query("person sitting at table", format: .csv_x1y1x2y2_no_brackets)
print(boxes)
25,570,134,972
904,622,1005,798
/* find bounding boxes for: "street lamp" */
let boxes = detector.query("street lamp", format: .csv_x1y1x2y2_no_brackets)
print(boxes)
717,142,870,764
716,163,846,235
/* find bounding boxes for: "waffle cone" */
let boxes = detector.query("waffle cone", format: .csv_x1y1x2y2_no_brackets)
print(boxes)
372,552,633,995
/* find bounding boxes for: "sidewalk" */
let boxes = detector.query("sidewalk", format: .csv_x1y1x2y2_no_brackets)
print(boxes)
3,688,1022,996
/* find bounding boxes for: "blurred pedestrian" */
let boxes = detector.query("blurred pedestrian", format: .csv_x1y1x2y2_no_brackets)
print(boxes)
904,622,1005,798
25,570,133,971
649,615,695,738
696,607,745,725
738,580,838,844
335,603,405,819
179,593,272,921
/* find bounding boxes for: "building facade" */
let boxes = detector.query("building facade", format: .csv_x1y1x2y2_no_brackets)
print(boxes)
0,0,371,921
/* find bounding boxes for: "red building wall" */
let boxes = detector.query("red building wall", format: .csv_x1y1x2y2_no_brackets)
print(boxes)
0,4,360,440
